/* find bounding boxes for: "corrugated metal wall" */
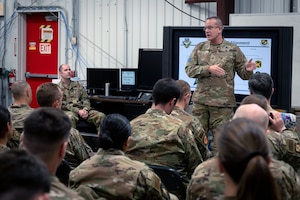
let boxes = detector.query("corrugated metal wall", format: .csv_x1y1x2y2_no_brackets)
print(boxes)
0,0,296,106
75,0,215,80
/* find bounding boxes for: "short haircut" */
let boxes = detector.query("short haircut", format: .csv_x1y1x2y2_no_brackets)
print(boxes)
152,78,180,105
0,105,11,139
23,107,71,159
36,82,62,107
10,81,30,100
248,72,273,99
59,64,69,72
240,94,268,112
0,149,50,200
206,16,223,27
99,113,131,150
176,80,191,101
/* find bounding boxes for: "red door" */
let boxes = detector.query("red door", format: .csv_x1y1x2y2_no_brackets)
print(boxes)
26,13,59,108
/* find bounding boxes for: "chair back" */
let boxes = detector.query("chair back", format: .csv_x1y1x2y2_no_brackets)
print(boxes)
148,164,186,199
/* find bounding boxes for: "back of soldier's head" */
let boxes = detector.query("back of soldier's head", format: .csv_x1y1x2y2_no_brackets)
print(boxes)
0,149,50,200
36,82,62,108
11,81,31,100
233,104,269,130
248,72,273,100
152,78,180,105
23,107,71,157
0,105,11,139
176,80,191,102
99,113,131,151
240,94,268,112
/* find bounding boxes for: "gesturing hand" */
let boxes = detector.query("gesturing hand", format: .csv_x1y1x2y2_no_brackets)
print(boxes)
245,58,257,71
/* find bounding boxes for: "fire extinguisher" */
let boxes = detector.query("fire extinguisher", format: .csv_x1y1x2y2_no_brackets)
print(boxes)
8,69,16,90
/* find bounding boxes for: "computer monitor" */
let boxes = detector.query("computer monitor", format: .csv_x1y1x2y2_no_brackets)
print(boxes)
87,68,120,93
121,68,138,91
137,48,163,90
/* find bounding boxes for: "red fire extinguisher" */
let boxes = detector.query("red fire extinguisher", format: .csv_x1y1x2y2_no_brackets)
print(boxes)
8,69,16,90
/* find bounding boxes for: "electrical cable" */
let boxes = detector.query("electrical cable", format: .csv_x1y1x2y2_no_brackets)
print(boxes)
164,0,206,22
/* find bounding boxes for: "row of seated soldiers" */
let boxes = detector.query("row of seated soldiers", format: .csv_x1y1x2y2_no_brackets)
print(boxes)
1,74,300,199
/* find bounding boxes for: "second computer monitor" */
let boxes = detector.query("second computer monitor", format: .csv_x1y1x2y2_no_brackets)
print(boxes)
121,68,138,91
87,68,120,92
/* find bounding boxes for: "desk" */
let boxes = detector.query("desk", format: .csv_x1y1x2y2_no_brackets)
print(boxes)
90,95,152,120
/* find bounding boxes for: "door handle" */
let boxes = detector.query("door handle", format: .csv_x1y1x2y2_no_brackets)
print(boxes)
25,72,58,79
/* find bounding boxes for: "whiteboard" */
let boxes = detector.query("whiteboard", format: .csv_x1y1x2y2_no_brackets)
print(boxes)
230,13,300,108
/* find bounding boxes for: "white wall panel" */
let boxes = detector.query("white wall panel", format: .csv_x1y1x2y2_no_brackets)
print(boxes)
1,0,298,106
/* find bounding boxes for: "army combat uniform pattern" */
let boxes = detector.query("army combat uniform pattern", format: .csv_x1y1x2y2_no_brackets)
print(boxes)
171,106,209,160
50,175,84,200
69,148,171,200
186,157,300,200
65,127,94,169
126,108,203,186
7,104,34,148
58,80,105,129
268,128,300,175
185,40,253,152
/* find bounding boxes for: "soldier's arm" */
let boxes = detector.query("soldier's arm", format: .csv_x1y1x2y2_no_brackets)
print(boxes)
135,168,171,200
180,126,203,178
185,44,211,78
186,157,225,200
234,46,253,80
79,84,91,111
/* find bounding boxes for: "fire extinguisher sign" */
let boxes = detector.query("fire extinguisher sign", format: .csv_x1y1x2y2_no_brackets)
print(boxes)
39,43,51,54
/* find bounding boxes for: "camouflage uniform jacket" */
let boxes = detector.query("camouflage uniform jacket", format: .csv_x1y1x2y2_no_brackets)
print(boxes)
126,108,203,185
186,157,300,200
0,144,10,153
171,106,209,160
50,175,84,200
185,39,253,107
65,127,94,169
267,128,300,175
8,104,34,148
69,148,171,200
58,80,91,113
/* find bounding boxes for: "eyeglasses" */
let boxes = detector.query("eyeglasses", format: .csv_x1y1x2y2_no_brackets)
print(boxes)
203,26,219,31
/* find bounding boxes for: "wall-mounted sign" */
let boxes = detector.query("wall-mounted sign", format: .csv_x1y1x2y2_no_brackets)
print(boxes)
39,43,51,54
40,25,53,42
29,42,36,50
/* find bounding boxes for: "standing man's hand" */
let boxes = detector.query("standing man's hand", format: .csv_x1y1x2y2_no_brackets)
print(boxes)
245,58,257,71
208,64,225,76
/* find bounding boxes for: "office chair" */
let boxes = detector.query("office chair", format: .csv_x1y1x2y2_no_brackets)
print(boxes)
148,164,186,199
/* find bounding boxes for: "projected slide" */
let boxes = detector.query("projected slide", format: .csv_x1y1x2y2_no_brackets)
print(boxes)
179,37,272,95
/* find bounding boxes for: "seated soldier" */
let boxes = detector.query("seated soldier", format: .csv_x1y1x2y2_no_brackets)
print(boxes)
8,80,34,148
0,105,13,153
58,64,105,131
36,82,94,169
186,103,300,200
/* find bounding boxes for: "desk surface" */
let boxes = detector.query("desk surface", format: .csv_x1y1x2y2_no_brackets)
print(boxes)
89,95,151,105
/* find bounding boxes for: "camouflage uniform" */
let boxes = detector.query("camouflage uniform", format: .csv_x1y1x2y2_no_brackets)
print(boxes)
58,80,105,130
7,104,34,148
0,144,10,153
126,108,203,186
19,127,94,169
171,106,209,160
185,40,253,152
186,157,300,200
69,148,171,200
65,127,94,169
50,175,84,200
